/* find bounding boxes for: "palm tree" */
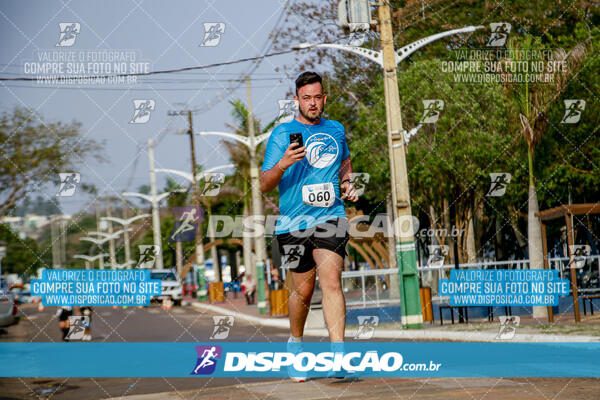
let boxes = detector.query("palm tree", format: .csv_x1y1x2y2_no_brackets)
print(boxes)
503,35,589,318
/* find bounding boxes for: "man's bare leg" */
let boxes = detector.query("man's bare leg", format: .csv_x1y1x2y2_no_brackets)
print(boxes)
314,249,345,342
288,268,316,338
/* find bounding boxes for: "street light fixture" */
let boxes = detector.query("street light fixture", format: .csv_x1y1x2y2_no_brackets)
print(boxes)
87,229,132,239
292,25,484,67
80,236,112,269
74,253,108,269
101,214,151,267
122,191,171,270
154,164,234,186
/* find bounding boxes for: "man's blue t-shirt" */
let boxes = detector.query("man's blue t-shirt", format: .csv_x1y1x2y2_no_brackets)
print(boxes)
261,117,350,234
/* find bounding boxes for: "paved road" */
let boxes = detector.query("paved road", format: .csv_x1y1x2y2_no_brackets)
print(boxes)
1,303,598,400
1,302,290,399
1,302,289,342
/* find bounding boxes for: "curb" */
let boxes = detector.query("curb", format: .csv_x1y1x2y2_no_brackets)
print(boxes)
190,302,600,342
191,301,289,328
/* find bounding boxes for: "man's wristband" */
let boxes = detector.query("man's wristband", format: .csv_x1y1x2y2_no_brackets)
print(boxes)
277,161,286,173
341,178,351,185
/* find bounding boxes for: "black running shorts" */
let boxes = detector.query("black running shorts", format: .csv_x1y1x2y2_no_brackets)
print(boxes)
276,218,349,273
58,308,73,321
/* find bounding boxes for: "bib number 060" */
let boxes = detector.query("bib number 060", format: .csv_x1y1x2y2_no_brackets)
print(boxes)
302,182,335,208
308,191,330,203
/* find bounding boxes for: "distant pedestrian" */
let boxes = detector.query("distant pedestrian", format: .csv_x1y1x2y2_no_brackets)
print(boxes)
57,306,73,341
243,274,256,305
79,306,93,341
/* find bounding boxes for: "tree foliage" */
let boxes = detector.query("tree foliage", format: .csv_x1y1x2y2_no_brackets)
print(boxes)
0,107,104,216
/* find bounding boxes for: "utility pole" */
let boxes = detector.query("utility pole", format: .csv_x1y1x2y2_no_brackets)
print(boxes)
95,202,104,269
186,110,207,301
206,197,221,282
51,215,61,268
148,138,164,270
106,194,117,268
60,217,67,268
246,75,267,314
122,197,131,266
378,3,423,328
386,194,399,298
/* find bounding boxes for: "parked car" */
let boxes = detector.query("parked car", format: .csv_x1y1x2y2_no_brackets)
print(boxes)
0,290,17,327
10,286,33,304
150,269,183,305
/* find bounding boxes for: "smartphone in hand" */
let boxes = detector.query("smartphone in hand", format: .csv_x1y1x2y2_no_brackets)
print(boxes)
289,133,303,148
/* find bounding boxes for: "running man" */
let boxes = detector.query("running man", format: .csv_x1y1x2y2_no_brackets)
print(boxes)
260,71,359,382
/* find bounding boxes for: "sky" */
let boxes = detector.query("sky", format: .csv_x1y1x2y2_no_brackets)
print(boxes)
0,0,303,215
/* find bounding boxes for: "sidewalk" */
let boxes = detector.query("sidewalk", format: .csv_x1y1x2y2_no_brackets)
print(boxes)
105,377,600,400
188,295,600,342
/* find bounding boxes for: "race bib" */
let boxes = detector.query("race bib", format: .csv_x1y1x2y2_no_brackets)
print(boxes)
302,182,335,207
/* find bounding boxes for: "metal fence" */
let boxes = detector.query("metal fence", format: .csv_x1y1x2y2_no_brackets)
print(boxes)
281,266,402,308
279,255,600,309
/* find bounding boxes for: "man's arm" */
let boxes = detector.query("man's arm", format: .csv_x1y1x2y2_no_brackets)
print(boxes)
339,156,352,183
260,143,305,192
339,156,358,202
260,165,285,193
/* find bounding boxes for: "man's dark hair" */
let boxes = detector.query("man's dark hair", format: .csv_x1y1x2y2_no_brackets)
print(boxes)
295,71,323,95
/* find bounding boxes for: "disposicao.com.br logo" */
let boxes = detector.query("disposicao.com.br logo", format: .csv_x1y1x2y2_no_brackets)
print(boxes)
189,343,442,377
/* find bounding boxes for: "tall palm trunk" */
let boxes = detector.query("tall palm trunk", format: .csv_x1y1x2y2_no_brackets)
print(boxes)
242,184,254,278
466,207,477,263
527,148,547,319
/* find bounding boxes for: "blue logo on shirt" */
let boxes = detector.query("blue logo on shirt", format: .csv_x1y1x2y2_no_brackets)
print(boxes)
305,133,339,169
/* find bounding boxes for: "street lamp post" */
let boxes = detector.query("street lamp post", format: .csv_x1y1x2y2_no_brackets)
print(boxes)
195,127,271,313
82,230,129,269
79,236,112,269
293,15,484,328
122,190,171,270
245,75,268,314
100,214,151,267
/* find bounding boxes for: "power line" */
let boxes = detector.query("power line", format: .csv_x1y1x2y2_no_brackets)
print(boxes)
0,49,295,82
0,83,281,91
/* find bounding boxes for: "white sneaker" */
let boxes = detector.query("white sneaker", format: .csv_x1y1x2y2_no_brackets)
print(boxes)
287,339,307,383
